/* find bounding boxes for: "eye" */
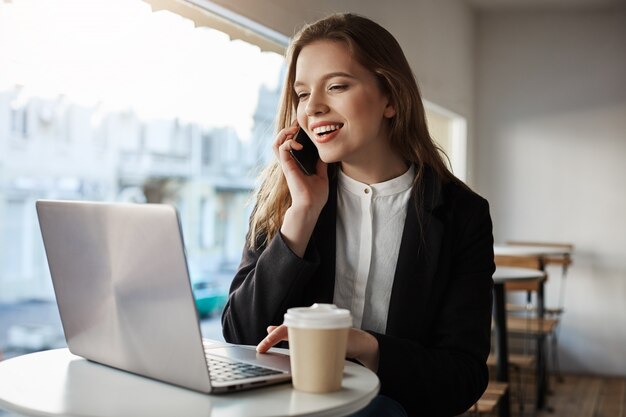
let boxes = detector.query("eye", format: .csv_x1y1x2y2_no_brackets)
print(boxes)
296,91,309,101
328,84,347,92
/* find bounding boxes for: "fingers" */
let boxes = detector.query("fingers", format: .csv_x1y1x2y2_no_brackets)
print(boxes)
278,138,303,156
272,124,300,160
256,324,289,353
272,127,297,150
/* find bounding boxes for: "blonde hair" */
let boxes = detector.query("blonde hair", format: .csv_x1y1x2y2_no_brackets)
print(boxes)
248,13,458,249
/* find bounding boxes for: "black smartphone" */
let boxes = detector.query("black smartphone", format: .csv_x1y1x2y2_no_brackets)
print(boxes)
289,128,319,176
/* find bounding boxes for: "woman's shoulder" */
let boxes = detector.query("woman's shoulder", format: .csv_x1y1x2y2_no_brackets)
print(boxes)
437,175,490,218
416,164,489,218
445,179,487,203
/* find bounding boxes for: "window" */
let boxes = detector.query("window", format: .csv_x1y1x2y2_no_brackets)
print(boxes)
10,100,29,139
1,199,27,284
0,0,287,356
424,100,468,182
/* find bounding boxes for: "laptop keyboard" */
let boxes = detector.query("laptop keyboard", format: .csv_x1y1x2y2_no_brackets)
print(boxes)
206,355,283,383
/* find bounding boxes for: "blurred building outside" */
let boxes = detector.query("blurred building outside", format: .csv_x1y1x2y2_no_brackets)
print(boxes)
0,74,282,357
0,0,287,363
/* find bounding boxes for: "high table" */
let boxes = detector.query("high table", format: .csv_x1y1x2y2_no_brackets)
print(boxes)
494,244,571,271
494,244,571,411
0,348,379,417
492,266,547,417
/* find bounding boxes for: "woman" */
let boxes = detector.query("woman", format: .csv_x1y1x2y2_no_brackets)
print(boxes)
222,13,494,417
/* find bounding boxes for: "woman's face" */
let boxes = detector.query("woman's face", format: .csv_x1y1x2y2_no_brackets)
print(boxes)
294,40,396,168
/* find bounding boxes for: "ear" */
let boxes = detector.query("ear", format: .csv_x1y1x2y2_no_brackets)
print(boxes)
383,102,396,119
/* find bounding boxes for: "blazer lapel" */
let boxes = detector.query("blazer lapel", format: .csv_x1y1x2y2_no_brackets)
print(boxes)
307,178,338,304
386,167,445,338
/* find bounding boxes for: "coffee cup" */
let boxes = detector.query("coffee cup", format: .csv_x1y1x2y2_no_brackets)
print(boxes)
284,303,352,393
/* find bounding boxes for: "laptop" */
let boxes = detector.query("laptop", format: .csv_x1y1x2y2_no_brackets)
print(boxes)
36,199,291,394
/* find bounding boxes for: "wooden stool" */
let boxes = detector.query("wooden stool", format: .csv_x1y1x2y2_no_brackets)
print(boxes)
466,381,509,416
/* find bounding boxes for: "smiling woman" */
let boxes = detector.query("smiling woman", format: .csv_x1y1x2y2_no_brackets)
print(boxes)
222,13,494,417
0,0,286,354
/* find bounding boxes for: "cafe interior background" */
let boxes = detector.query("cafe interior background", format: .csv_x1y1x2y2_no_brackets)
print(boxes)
0,0,624,402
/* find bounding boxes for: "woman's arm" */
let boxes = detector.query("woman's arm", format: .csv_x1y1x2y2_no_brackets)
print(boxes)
221,232,320,345
222,124,329,344
275,124,329,257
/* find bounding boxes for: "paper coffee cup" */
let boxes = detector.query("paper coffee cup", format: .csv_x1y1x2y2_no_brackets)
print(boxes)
284,303,352,393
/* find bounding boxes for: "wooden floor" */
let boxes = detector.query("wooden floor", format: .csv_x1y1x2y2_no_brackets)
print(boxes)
540,374,626,417
478,372,626,417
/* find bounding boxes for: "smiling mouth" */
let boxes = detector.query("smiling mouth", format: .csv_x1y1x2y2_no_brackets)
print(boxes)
313,124,343,137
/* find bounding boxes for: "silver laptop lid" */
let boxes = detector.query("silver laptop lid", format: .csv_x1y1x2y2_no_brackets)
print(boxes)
36,200,212,393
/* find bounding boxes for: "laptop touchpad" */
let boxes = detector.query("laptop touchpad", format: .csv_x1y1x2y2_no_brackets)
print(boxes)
207,346,291,372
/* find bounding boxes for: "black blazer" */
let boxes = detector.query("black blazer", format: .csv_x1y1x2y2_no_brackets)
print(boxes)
222,166,495,417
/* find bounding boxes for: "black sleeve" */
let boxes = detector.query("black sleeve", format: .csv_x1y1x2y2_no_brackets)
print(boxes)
373,197,495,417
221,232,320,345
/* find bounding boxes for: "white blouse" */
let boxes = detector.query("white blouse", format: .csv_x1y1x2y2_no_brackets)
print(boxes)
333,165,415,333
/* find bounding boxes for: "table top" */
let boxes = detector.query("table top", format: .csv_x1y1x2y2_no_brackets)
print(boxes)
0,348,380,417
493,266,546,283
494,244,571,257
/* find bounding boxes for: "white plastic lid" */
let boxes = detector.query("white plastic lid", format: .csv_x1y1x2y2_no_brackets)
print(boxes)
284,303,352,329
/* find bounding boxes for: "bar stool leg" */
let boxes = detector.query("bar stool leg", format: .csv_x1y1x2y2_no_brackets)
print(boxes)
493,284,511,417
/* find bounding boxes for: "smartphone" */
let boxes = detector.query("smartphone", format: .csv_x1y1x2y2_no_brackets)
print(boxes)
289,128,319,176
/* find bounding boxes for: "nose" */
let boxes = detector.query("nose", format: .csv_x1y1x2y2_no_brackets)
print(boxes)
304,92,329,116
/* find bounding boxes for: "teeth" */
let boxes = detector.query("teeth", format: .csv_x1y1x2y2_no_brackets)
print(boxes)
313,124,341,135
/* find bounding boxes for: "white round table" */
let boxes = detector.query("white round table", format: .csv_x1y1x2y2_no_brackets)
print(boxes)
493,266,546,282
0,348,380,417
494,244,571,258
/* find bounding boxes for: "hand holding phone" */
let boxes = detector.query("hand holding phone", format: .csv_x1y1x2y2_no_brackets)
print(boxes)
289,128,319,176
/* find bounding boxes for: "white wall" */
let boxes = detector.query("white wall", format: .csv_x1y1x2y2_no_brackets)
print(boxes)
475,10,626,375
208,0,479,183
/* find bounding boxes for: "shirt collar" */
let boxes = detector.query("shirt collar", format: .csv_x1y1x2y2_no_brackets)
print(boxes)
337,164,415,197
